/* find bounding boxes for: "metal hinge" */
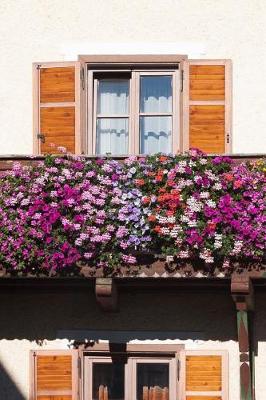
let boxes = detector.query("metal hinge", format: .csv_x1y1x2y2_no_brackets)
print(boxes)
37,133,45,143
80,67,85,90
226,133,230,144
78,356,82,379
36,64,42,70
181,70,184,92
177,359,180,381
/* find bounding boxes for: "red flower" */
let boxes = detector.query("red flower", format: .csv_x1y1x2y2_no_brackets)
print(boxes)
142,196,151,204
135,179,145,186
224,173,233,182
148,214,156,222
159,156,168,162
233,180,243,189
155,175,163,182
208,222,217,230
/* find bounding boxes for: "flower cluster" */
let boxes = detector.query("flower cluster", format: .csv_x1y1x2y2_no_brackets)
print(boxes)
0,151,265,275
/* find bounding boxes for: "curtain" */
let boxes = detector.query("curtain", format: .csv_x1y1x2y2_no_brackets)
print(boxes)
140,116,171,154
97,79,129,115
96,79,129,155
140,76,172,113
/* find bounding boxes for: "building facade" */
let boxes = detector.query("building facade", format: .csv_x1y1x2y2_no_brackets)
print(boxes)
0,1,265,400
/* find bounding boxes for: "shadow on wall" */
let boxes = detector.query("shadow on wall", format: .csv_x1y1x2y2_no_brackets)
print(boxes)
0,360,25,400
0,284,239,342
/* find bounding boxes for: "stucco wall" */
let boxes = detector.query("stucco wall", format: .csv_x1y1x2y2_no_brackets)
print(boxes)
0,0,266,155
0,286,242,399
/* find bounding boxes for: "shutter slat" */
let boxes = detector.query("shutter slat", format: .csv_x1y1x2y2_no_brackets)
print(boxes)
187,60,231,154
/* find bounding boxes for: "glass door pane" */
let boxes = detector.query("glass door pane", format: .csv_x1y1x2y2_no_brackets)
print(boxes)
96,78,129,155
92,362,125,400
137,363,169,400
98,79,129,115
96,118,128,155
140,116,172,154
140,76,172,113
139,75,173,154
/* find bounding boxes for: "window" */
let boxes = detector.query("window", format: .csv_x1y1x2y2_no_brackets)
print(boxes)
33,56,232,156
90,69,179,156
31,347,228,400
83,344,180,400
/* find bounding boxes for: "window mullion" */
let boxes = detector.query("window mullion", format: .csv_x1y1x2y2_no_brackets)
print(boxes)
172,69,180,154
132,71,140,155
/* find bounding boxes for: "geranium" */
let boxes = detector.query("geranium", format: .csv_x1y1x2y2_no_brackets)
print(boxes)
0,151,265,275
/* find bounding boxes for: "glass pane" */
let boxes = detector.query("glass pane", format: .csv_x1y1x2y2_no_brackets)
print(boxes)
97,79,129,115
140,76,172,113
93,362,124,400
96,118,128,155
140,116,172,154
137,363,169,400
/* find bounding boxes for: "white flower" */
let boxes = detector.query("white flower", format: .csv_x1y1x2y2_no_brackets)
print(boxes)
179,250,189,258
199,158,208,165
214,182,222,190
206,199,216,208
129,167,137,174
75,238,82,246
188,220,197,227
200,191,210,199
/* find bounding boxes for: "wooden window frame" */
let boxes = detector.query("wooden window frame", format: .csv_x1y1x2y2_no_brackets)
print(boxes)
80,54,187,156
81,343,183,400
85,65,182,156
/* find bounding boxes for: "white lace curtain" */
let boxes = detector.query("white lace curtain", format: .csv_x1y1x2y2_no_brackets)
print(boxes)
96,76,172,155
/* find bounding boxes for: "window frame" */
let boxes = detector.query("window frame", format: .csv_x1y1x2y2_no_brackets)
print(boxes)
80,54,188,156
81,343,183,400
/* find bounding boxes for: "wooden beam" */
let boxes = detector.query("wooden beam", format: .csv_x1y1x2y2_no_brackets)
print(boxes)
95,278,118,312
231,275,254,400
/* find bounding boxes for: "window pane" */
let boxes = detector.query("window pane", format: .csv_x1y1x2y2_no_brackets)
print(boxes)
97,79,129,115
93,362,124,400
140,116,172,154
137,363,169,400
140,76,172,113
96,118,128,155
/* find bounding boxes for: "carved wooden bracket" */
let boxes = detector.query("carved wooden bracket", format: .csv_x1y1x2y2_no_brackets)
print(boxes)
95,278,118,312
231,275,254,311
231,275,254,400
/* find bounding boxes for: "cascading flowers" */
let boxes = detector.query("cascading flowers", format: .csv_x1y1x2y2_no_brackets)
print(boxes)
0,150,265,275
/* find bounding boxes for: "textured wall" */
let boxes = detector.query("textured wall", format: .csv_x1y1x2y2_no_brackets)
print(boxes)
0,0,266,154
0,286,240,399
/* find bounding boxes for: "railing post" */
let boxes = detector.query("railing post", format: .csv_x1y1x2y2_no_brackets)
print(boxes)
231,275,255,400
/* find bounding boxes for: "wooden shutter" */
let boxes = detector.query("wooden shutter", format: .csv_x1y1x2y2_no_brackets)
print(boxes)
33,62,81,154
181,350,228,400
30,350,78,400
183,60,232,154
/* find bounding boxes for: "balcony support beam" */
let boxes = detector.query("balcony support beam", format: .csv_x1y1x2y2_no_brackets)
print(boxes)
95,278,118,312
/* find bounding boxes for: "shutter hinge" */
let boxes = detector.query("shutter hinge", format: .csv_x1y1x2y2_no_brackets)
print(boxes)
226,133,230,144
36,64,42,70
80,67,85,90
37,133,45,143
78,356,82,379
181,70,184,92
177,359,180,381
